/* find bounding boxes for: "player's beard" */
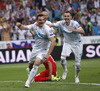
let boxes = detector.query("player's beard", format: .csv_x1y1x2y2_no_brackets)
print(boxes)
66,21,70,26
38,23,44,27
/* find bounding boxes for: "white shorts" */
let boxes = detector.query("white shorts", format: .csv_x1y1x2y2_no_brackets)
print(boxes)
29,48,48,64
61,42,83,64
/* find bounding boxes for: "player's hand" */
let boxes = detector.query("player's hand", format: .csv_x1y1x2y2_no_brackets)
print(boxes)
48,75,52,80
42,54,49,62
67,26,74,32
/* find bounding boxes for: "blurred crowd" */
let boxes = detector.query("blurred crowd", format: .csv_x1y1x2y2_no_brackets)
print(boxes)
0,0,100,41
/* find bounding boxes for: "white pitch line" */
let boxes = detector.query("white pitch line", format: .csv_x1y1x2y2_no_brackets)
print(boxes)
0,80,25,82
0,81,100,86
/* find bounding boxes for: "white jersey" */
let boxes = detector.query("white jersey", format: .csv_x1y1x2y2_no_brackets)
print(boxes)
27,23,55,51
54,20,82,45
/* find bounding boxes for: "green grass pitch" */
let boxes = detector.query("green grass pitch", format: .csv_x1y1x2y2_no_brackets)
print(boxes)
0,58,100,91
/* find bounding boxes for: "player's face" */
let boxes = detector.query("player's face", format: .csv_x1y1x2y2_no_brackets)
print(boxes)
37,16,45,27
63,13,72,25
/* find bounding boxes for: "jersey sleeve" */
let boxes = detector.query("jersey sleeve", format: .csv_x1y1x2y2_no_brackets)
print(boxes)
26,24,35,31
73,21,81,29
46,27,55,38
53,21,62,27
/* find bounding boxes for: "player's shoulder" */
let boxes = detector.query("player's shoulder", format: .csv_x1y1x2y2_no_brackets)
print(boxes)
71,20,79,25
44,24,51,29
46,20,52,24
71,20,81,29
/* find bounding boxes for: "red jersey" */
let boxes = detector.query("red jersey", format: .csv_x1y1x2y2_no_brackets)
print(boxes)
43,55,56,72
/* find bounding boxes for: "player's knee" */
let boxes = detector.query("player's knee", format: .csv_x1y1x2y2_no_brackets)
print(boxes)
60,56,66,65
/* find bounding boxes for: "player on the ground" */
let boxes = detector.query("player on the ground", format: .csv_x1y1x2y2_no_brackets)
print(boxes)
16,13,55,88
34,55,60,82
47,11,84,83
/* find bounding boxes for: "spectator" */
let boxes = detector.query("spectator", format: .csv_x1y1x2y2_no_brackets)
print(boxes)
35,6,41,16
17,29,26,40
6,1,12,11
0,0,6,10
2,27,11,41
87,0,94,11
17,14,24,23
96,8,100,32
11,26,18,40
25,4,30,18
80,0,87,14
73,13,81,24
77,7,82,18
70,6,77,18
52,5,61,21
90,4,96,14
71,0,78,11
89,10,96,25
29,13,36,23
94,0,100,9
84,19,93,36
30,6,36,18
41,0,46,11
7,43,12,49
80,13,88,25
59,1,66,11
92,22,99,35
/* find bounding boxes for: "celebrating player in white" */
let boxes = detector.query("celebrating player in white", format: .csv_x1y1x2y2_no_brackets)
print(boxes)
16,14,55,88
47,11,84,83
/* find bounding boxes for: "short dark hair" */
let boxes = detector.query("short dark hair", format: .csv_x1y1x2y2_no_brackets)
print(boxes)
64,11,71,16
36,13,44,20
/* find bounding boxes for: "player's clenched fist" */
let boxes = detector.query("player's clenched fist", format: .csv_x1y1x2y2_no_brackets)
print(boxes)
16,22,21,27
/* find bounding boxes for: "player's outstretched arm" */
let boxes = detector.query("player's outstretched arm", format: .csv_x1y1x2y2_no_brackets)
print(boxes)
47,37,55,56
16,22,29,30
43,37,55,61
68,26,85,34
47,23,55,27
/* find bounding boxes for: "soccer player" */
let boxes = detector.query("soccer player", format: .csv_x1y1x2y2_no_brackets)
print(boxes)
47,11,84,83
16,14,55,88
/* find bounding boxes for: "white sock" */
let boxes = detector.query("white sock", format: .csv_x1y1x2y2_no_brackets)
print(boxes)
75,65,81,77
61,56,67,71
27,65,38,82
